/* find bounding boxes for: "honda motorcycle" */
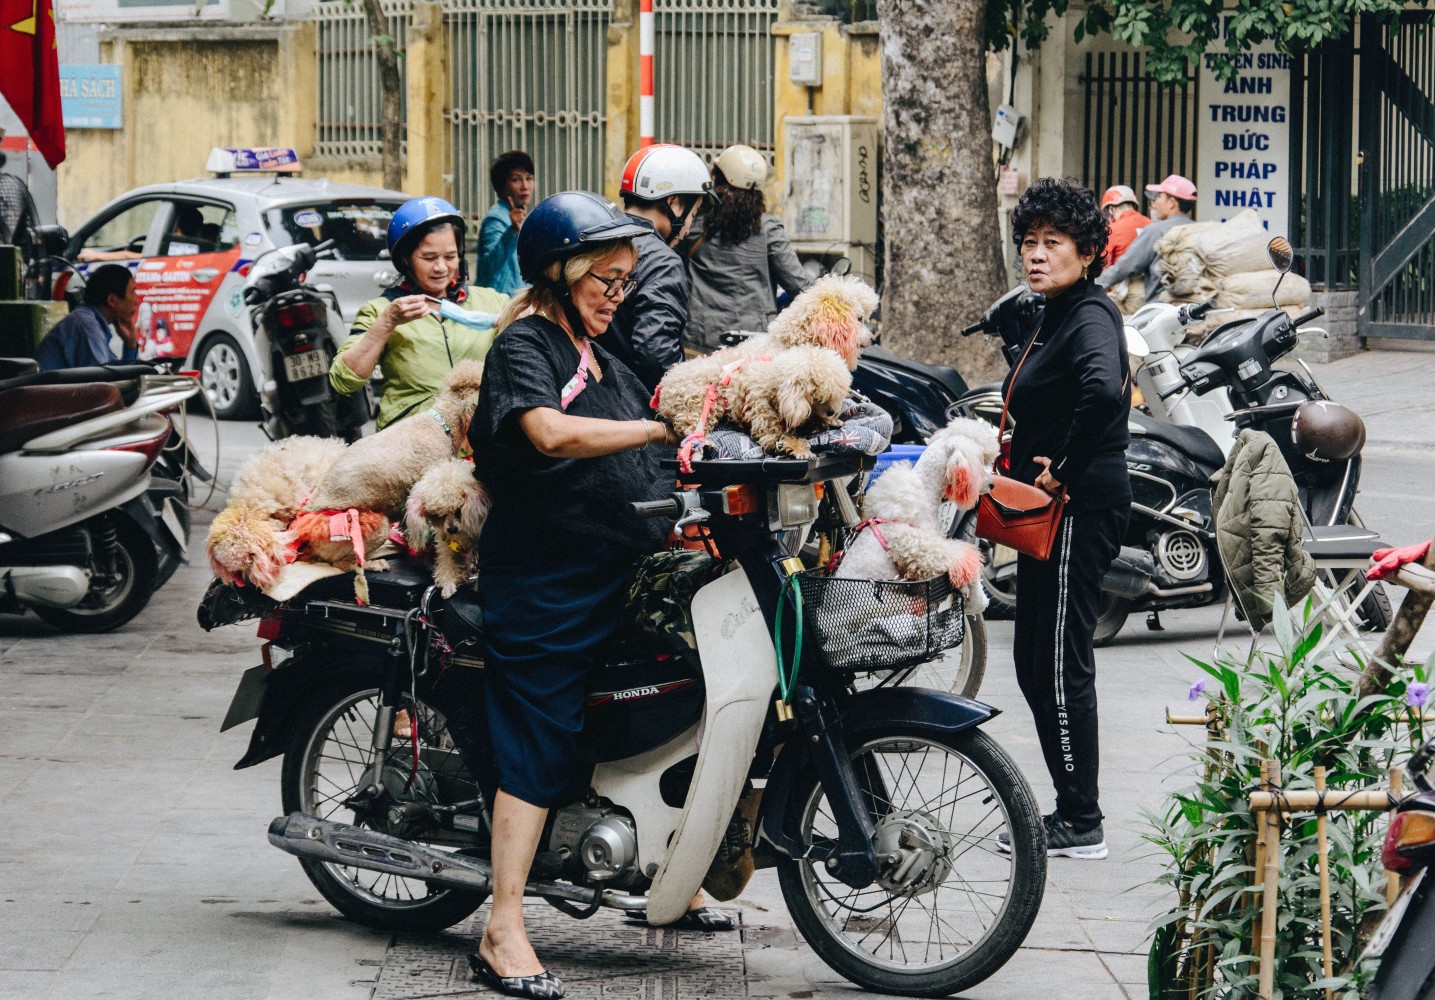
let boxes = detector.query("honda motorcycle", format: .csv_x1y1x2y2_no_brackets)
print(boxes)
246,241,370,443
203,450,1047,997
0,363,199,631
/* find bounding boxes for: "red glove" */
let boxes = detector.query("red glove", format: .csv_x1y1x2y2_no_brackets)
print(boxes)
1367,540,1433,581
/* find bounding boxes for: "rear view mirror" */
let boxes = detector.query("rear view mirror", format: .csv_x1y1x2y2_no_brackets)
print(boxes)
830,256,852,277
1267,236,1294,274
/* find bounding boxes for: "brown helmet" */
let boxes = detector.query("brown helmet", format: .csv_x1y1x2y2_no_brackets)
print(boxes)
1290,400,1366,463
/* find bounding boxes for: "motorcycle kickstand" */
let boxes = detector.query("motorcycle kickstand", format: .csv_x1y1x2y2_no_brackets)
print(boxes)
1146,610,1165,632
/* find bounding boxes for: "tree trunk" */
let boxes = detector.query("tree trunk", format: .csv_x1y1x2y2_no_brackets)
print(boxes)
361,0,404,192
877,0,1008,385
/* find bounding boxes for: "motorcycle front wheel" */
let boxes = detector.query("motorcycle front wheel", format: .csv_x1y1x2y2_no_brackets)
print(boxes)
777,728,1046,997
281,682,488,932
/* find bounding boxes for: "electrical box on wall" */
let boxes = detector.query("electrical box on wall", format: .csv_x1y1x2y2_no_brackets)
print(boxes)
784,116,879,246
788,32,823,87
992,104,1021,148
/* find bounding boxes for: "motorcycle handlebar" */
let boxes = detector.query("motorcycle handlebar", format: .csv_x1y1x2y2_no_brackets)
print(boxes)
1290,306,1325,328
1186,300,1217,321
960,320,988,336
629,498,681,518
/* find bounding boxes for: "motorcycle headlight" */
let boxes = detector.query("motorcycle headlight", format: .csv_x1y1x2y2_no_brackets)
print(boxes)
770,483,819,530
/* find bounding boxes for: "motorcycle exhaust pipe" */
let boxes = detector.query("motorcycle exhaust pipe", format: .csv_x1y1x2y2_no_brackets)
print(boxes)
268,812,493,893
1102,547,1156,599
267,813,651,912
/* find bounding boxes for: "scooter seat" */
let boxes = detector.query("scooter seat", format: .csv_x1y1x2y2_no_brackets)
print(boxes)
1129,412,1226,472
861,344,970,402
0,383,125,454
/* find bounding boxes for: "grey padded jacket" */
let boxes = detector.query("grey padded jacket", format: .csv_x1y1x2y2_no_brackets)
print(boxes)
1211,428,1317,630
682,213,811,354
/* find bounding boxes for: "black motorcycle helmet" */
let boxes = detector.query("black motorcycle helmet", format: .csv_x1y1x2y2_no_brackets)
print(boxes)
517,191,648,286
1290,399,1366,463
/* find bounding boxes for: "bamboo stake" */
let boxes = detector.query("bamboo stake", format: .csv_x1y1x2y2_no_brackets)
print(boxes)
1315,766,1333,1000
1389,767,1404,906
1258,760,1282,1000
1251,760,1267,957
1249,789,1398,812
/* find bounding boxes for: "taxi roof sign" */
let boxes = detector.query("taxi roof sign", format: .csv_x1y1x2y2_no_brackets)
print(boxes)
206,147,303,176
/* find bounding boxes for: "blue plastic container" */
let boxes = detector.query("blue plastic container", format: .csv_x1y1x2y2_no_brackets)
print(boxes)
869,444,925,486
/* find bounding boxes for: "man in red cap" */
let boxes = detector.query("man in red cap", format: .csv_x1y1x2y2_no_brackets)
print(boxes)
1099,185,1150,267
1096,173,1196,303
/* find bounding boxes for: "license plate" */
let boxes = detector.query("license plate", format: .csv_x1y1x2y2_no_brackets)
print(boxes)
283,349,329,383
1363,867,1426,961
221,664,270,732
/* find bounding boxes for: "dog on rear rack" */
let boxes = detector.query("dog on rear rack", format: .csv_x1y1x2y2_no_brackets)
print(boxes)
836,417,998,612
403,459,491,596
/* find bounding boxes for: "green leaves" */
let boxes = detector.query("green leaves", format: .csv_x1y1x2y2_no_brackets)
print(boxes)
1145,599,1414,995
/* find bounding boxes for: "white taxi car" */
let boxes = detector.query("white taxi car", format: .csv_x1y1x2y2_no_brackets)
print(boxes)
60,148,407,419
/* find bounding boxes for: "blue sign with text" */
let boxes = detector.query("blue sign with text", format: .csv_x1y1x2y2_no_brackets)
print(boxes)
60,65,123,130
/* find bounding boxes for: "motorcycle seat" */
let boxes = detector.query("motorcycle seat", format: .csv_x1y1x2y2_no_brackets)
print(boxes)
0,383,125,454
440,589,484,644
1129,412,1226,472
861,344,970,401
0,364,158,404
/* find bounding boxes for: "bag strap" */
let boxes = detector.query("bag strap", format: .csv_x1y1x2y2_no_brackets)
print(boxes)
997,326,1041,445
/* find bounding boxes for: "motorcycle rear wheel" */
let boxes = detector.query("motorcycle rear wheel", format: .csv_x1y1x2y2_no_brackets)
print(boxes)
978,542,1018,620
34,517,157,633
776,728,1046,997
281,682,488,932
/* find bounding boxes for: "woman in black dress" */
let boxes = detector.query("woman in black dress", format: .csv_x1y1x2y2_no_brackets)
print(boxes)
465,191,724,999
999,178,1131,861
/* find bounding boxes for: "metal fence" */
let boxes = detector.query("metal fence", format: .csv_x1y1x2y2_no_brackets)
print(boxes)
315,0,413,159
1079,50,1199,203
442,0,612,217
653,0,779,165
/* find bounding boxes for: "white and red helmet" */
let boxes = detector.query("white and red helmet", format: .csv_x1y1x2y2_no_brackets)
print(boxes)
1099,185,1139,211
620,144,715,203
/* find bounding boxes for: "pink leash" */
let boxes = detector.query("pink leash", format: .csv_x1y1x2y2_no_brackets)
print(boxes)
676,353,771,473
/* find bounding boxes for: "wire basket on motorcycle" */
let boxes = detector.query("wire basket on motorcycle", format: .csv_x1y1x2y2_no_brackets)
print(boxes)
795,570,965,673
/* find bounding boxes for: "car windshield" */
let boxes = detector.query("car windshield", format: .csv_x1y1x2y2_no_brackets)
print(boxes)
265,201,399,261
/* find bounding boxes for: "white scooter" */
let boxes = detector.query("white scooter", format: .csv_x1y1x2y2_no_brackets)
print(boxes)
0,364,200,631
203,450,1048,997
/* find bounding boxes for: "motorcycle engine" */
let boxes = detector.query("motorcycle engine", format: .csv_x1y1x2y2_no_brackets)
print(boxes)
1156,529,1207,583
549,806,639,884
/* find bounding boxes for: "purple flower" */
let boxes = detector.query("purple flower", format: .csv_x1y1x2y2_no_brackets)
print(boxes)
1408,682,1430,709
1188,679,1207,702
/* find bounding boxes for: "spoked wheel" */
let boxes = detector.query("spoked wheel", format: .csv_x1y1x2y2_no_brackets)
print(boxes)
777,728,1046,997
854,615,987,697
281,683,488,932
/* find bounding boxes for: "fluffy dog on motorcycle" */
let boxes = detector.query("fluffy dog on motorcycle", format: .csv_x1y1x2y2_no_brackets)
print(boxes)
837,418,999,612
655,346,851,462
716,274,879,370
304,360,485,519
206,434,347,589
403,459,491,596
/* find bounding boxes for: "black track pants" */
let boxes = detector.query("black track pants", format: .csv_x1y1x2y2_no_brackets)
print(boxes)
1012,506,1128,832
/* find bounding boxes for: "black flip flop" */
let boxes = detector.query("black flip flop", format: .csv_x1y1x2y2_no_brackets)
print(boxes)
626,906,738,931
467,953,566,999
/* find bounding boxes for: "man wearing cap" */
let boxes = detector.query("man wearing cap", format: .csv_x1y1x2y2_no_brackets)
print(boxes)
1095,173,1196,303
1099,185,1150,268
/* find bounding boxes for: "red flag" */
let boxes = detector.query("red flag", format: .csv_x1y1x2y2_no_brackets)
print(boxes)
0,0,65,168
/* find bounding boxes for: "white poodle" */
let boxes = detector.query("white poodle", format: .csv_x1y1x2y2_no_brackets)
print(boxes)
835,417,999,613
403,458,491,596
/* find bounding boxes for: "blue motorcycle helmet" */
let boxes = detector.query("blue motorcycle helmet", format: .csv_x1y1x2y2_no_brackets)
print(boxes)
517,190,648,285
387,196,468,282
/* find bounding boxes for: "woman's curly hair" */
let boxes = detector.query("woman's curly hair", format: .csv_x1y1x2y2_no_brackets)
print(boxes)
1011,177,1109,281
705,167,766,244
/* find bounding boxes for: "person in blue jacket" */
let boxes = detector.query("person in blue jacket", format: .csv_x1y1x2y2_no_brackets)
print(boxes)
474,150,534,295
36,264,140,370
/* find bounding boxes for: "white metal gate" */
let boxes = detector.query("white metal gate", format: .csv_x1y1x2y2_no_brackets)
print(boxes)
653,0,778,163
314,0,414,159
443,0,612,216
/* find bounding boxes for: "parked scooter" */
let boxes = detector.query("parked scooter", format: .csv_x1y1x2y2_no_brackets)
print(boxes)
0,364,200,631
245,241,370,442
1365,735,1435,998
202,450,1047,997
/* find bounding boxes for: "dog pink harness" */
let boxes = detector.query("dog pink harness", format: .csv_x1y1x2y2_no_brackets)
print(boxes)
675,353,771,473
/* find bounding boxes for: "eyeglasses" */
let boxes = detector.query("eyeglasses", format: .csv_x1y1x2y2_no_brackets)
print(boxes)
586,271,638,300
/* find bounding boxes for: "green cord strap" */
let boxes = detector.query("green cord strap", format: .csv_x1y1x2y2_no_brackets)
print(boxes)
774,574,804,704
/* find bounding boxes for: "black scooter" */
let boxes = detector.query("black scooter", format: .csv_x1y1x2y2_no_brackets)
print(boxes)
244,241,370,442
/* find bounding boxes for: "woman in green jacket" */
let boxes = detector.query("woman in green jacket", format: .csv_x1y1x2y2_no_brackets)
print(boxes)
330,196,509,429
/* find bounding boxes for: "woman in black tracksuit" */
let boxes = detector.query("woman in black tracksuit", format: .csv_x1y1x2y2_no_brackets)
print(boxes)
1001,178,1131,860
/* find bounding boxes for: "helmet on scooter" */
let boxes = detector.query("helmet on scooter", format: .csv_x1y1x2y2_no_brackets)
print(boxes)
714,144,768,190
517,191,649,285
1290,399,1366,463
387,196,467,278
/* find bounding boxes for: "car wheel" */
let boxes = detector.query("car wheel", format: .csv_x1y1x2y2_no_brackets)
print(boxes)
196,333,258,420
